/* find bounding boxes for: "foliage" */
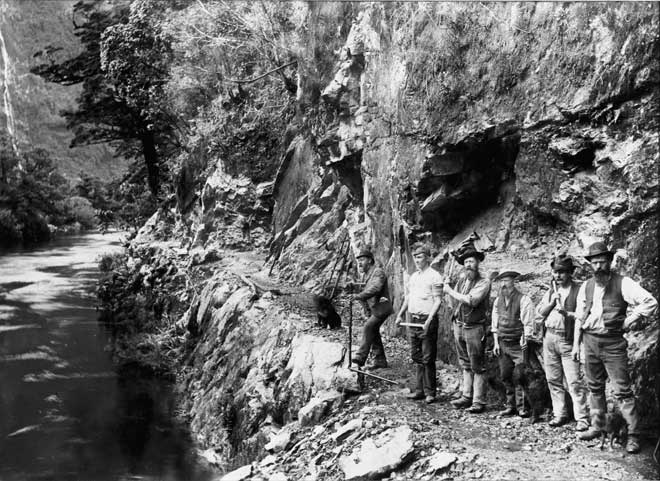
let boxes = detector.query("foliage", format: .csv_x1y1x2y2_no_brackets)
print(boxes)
32,0,181,197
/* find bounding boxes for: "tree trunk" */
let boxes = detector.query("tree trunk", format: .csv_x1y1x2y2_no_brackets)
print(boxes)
141,130,160,196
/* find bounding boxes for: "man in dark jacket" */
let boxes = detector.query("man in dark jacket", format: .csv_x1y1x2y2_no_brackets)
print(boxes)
351,248,392,370
536,254,589,431
574,242,657,454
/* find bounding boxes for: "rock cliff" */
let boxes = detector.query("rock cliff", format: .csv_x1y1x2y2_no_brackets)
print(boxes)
108,1,659,476
0,0,121,179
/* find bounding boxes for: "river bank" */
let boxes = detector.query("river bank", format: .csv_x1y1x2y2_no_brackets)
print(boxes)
0,232,212,481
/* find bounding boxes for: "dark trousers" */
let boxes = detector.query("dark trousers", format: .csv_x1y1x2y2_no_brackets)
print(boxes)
453,323,486,373
409,316,438,397
498,339,528,410
354,314,387,365
583,332,639,435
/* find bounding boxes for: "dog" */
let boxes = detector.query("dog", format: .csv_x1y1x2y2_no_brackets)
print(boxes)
600,408,627,450
513,363,551,424
313,295,342,329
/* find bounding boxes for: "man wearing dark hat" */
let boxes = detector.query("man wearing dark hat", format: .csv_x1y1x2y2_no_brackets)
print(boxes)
350,248,392,370
443,243,491,413
574,242,657,454
395,243,444,404
491,271,535,417
536,254,589,430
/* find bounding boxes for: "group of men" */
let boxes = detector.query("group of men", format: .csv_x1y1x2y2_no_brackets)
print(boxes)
349,241,657,454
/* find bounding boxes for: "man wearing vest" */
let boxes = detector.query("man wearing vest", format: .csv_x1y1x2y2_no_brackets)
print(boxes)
491,271,535,417
444,244,491,414
573,242,657,454
536,255,589,430
351,248,392,370
396,243,444,404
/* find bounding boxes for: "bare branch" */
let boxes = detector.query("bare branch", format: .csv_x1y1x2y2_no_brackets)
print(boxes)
226,60,297,84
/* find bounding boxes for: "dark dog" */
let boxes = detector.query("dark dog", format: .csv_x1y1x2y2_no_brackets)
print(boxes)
601,408,627,450
313,295,342,329
513,364,551,424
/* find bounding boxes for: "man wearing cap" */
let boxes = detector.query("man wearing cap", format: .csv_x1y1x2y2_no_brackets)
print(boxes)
443,243,491,413
395,243,444,404
491,271,535,417
351,248,391,370
536,254,589,431
573,242,657,454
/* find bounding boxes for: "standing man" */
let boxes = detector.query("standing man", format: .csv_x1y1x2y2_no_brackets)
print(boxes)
351,248,391,370
536,254,590,431
574,242,657,454
395,243,444,404
491,271,535,417
444,243,491,414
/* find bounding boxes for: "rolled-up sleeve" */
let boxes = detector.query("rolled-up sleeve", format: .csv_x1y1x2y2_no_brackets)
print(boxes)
622,277,658,325
520,295,535,337
468,279,491,307
491,298,499,334
431,271,444,300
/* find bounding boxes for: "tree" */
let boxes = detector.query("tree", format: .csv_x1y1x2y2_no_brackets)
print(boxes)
32,0,181,197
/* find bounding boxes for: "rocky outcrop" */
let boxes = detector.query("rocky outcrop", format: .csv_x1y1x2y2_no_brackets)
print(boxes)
267,2,659,416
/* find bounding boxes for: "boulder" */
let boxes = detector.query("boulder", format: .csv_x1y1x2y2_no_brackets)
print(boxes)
339,425,414,480
219,464,252,481
331,418,363,443
426,451,458,473
298,389,343,426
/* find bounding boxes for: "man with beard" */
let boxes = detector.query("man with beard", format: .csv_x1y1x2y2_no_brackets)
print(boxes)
351,248,392,370
573,242,657,454
396,243,444,404
536,254,590,431
444,243,491,414
491,271,535,418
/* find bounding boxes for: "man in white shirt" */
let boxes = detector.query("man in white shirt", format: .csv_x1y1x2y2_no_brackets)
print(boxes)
396,243,444,404
491,271,535,417
573,242,657,454
536,255,589,431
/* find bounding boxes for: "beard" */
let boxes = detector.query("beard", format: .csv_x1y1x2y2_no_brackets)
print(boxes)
594,268,610,284
465,267,478,279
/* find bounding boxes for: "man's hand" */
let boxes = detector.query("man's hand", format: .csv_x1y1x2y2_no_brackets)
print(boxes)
550,292,560,305
520,335,527,348
422,317,433,338
493,342,501,357
571,345,580,362
443,284,453,295
395,314,404,326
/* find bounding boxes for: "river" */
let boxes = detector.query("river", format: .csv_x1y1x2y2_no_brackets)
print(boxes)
0,233,212,481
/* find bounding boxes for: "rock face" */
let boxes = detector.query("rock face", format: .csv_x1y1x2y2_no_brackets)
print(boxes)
123,1,659,473
0,0,122,179
265,2,659,416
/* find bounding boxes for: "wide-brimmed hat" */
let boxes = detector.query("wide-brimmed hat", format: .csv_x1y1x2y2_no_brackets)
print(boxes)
455,242,485,265
494,270,520,281
412,244,431,257
550,254,576,272
584,242,615,261
356,248,374,260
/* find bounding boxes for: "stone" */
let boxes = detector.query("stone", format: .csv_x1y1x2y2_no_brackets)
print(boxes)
219,464,252,481
426,452,457,473
264,429,292,453
259,454,277,467
198,448,223,466
268,474,288,481
298,389,343,426
339,425,415,480
331,418,364,443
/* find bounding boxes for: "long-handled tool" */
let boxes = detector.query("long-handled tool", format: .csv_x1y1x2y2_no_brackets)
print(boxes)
347,300,398,385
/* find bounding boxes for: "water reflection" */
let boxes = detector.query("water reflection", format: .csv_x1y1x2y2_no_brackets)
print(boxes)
0,233,212,481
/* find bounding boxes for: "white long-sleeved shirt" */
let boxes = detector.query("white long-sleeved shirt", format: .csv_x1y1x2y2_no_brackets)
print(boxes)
536,284,574,331
491,292,535,339
576,275,658,333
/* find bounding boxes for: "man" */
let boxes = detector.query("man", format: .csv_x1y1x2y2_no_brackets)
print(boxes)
491,271,535,417
573,242,657,454
395,243,444,404
351,248,392,370
536,254,589,431
443,243,491,413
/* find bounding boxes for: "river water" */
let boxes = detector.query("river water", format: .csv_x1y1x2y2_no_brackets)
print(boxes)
0,233,212,481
